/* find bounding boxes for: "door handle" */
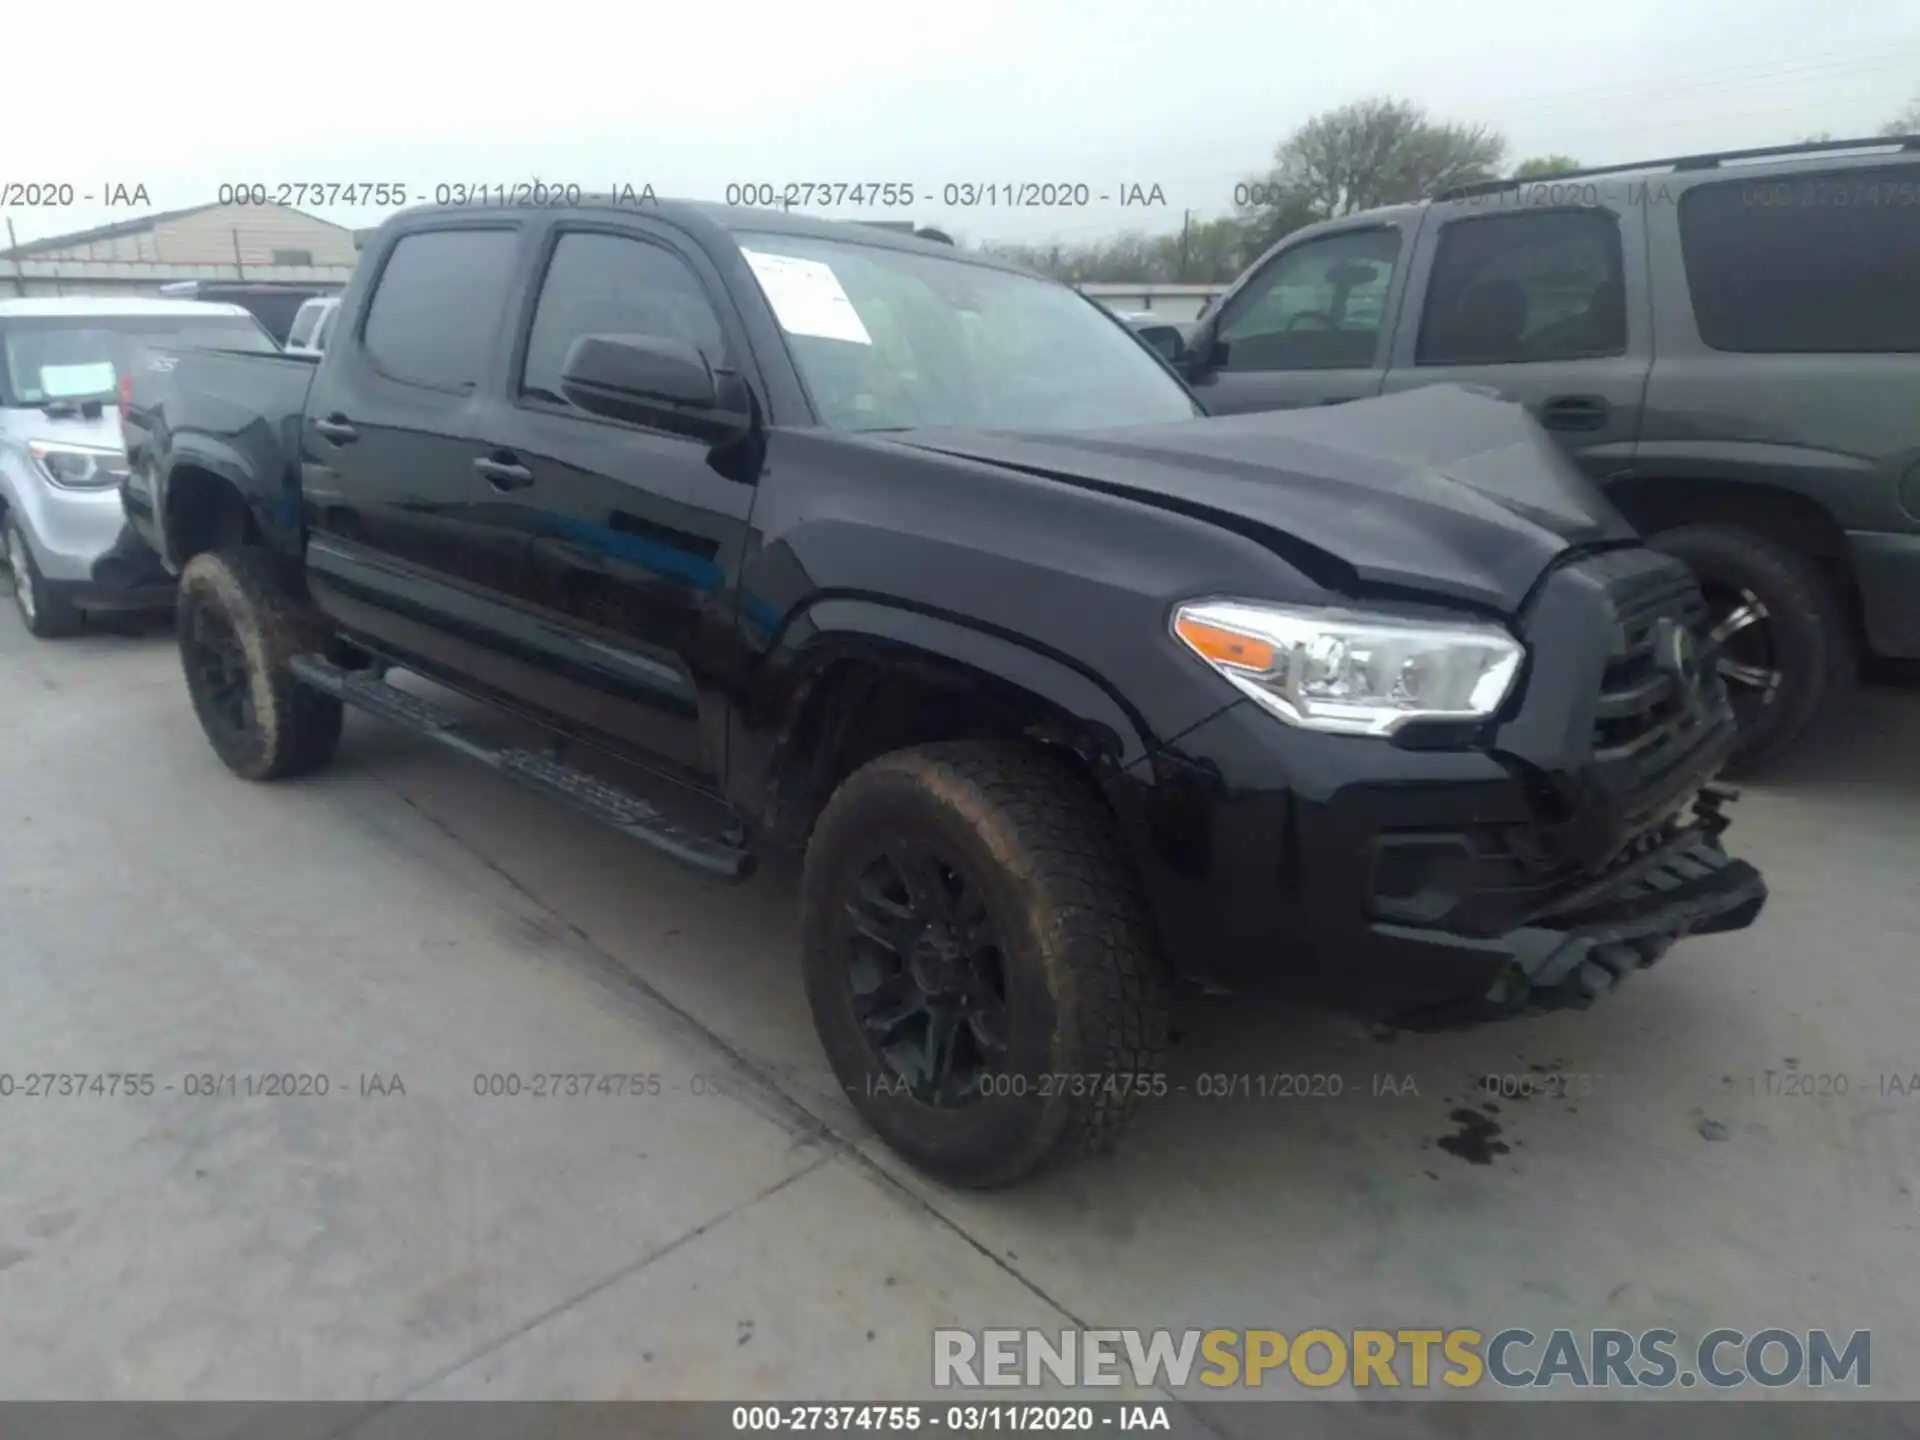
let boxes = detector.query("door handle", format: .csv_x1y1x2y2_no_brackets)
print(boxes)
1539,395,1611,431
313,413,358,443
473,454,535,491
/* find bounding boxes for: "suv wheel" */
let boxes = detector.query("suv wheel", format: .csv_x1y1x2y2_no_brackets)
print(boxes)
1651,525,1854,775
4,516,82,638
177,547,343,781
802,742,1171,1188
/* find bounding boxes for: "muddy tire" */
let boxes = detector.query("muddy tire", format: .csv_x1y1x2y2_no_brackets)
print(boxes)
177,547,342,781
1650,525,1854,776
5,515,82,639
802,742,1171,1188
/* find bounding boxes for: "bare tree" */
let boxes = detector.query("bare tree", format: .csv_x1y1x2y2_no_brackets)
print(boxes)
1512,154,1582,178
1880,92,1920,137
1237,97,1506,252
980,222,1253,286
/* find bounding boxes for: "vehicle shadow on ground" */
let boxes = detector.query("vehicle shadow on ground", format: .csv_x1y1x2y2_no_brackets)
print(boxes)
1741,675,1920,795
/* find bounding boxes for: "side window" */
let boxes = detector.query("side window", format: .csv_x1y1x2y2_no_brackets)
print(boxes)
1679,166,1920,353
1217,228,1401,372
363,228,519,390
1418,210,1626,366
313,305,337,351
521,231,727,403
286,303,320,349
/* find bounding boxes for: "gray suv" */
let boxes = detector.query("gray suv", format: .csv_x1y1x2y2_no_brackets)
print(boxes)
1173,135,1920,771
1,298,277,637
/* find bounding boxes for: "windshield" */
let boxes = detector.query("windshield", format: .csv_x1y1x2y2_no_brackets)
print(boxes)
0,314,279,406
735,232,1200,433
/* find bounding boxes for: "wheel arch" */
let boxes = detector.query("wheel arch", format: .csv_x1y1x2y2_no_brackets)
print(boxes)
739,598,1153,849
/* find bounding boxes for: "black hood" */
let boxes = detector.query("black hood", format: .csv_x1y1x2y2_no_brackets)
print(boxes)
893,385,1635,615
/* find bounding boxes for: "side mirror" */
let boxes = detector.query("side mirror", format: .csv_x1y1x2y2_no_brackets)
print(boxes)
560,334,751,444
1177,315,1226,380
1131,322,1188,364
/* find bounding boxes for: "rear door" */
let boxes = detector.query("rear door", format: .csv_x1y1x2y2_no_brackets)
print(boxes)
1642,156,1920,659
301,220,530,677
1187,220,1414,414
1380,182,1652,486
464,218,760,781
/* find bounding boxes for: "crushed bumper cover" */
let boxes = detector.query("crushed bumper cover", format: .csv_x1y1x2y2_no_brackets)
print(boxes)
1387,788,1767,1028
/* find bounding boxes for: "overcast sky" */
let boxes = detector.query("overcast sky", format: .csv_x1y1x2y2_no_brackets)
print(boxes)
7,0,1916,250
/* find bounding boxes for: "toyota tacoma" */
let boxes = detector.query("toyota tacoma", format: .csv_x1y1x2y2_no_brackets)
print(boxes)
122,198,1767,1187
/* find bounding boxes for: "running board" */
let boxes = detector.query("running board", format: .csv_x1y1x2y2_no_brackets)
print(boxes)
288,654,754,882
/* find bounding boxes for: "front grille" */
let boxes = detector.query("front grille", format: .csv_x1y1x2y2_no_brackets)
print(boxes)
1582,550,1729,828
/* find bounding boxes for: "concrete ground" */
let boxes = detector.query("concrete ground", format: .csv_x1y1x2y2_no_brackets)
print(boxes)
1,596,1914,1424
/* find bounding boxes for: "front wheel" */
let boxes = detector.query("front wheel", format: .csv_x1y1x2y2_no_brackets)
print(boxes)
5,516,82,638
801,742,1171,1188
1649,525,1855,775
177,547,343,781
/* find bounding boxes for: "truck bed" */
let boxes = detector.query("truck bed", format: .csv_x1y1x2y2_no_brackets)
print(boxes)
122,347,320,566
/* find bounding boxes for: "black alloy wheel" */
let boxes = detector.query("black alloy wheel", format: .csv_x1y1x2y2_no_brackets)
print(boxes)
843,838,1010,1107
182,594,258,744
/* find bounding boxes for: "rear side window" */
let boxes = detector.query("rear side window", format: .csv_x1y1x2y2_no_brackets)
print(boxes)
1418,210,1627,365
1679,166,1920,353
364,228,520,389
520,231,727,402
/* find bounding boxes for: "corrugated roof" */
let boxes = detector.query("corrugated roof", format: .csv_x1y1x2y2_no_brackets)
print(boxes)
0,204,224,258
1,203,355,259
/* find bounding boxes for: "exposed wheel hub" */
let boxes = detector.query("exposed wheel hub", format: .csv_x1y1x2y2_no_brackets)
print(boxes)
907,924,969,998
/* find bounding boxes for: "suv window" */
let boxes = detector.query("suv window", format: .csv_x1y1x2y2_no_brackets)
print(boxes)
522,231,727,403
364,228,519,390
1418,210,1626,366
1217,227,1400,371
313,304,337,351
1679,165,1920,353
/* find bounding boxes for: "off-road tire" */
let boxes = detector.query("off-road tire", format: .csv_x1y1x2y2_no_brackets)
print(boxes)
1651,524,1854,776
177,547,343,781
5,515,82,638
802,742,1171,1188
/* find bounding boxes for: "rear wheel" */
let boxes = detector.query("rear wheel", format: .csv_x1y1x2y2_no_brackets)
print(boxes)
4,516,82,638
177,547,342,780
801,742,1171,1188
1650,524,1854,775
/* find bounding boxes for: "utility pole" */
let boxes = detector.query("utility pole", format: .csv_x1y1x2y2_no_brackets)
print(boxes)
1179,209,1191,282
5,218,25,296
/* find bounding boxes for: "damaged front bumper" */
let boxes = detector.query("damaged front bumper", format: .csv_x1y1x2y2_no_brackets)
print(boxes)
1401,786,1767,1027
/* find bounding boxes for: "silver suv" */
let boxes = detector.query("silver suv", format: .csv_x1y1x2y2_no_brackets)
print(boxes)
0,297,276,637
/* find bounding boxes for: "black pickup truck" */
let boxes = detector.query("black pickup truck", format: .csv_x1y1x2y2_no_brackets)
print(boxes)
122,199,1766,1187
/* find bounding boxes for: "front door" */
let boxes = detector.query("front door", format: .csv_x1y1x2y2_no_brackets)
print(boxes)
466,223,759,782
1188,222,1410,415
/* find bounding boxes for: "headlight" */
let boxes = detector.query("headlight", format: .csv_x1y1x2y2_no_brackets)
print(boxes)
28,440,128,491
1172,599,1525,736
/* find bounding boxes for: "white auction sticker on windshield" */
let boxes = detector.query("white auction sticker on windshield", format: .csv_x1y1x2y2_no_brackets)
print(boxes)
742,249,872,345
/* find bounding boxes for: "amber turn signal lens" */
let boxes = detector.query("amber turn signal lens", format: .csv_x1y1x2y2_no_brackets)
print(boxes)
1173,615,1277,672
